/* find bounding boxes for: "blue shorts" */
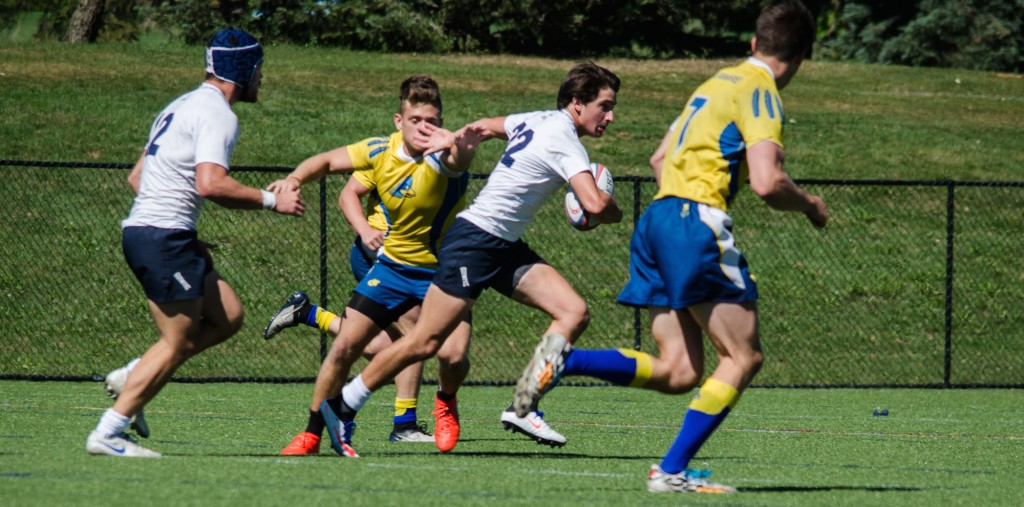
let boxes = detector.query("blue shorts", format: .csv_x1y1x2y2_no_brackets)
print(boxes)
432,218,546,300
617,197,758,309
349,236,377,282
122,227,213,303
354,255,436,310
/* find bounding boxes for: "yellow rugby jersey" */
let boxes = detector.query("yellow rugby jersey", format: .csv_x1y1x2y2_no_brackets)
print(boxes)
655,58,784,211
348,132,469,269
363,189,387,233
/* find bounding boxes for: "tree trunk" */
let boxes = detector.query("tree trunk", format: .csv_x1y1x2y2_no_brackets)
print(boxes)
66,0,105,43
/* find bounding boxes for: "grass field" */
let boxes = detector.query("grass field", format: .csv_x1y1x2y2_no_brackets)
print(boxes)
2,381,1022,506
2,42,1023,384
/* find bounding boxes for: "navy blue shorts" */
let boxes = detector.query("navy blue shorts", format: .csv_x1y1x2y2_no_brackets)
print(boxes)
122,227,213,303
617,197,758,309
349,235,377,282
432,218,546,300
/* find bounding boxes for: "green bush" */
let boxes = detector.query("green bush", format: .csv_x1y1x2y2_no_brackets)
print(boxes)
821,0,1024,72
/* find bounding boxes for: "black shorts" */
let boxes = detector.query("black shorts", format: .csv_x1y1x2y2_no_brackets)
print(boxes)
122,227,212,303
432,218,547,300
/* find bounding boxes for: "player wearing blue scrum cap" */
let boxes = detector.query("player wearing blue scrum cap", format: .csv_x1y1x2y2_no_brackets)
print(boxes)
86,29,305,458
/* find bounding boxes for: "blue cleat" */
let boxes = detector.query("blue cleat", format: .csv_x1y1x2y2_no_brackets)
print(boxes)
319,399,358,458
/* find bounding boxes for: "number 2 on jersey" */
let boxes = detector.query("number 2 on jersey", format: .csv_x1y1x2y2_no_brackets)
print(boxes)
146,113,174,156
500,122,534,167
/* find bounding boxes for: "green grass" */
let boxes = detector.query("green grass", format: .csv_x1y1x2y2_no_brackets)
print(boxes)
1,42,1022,178
1,43,1023,385
1,381,1022,506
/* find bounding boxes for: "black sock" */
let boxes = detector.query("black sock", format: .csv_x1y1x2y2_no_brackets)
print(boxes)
296,304,314,325
326,395,357,422
392,420,418,432
436,390,456,402
305,409,325,436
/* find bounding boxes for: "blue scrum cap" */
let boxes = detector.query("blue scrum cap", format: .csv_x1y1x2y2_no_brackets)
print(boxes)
205,29,263,89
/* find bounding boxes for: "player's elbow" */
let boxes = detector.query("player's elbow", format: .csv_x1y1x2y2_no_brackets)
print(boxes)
749,173,786,201
586,197,622,224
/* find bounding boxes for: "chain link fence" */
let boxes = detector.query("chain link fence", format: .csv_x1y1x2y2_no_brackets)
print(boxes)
2,161,1021,387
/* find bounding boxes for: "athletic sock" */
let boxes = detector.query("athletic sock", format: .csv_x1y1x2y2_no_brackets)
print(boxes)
562,348,654,387
436,389,456,403
340,374,374,413
325,395,357,422
303,305,338,333
393,398,417,426
95,408,131,437
304,409,325,436
659,378,740,474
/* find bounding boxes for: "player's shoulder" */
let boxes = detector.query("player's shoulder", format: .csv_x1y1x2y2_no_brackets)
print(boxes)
351,133,393,157
165,85,236,131
703,60,773,92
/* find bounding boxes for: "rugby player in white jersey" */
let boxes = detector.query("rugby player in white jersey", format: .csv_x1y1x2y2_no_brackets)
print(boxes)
322,62,623,456
86,29,304,458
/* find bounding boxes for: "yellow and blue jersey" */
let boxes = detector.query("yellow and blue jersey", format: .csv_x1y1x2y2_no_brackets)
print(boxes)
655,58,784,211
348,132,468,269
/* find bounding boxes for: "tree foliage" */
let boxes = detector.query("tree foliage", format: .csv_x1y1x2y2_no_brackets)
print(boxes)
820,0,1024,72
8,0,1022,72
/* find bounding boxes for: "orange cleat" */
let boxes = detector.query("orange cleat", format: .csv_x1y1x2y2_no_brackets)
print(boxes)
432,395,460,453
281,431,321,456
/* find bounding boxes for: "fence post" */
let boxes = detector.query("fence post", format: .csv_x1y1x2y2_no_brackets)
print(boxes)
632,176,642,351
319,176,329,363
944,181,955,388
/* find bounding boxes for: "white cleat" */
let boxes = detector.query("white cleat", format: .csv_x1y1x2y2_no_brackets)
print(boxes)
263,290,311,340
86,431,161,458
388,423,435,443
513,333,571,417
646,464,736,494
104,359,150,438
501,409,566,447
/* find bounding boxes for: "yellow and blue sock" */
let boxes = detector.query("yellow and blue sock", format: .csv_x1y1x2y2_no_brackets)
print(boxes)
303,305,338,333
562,348,654,387
394,398,417,427
660,378,739,474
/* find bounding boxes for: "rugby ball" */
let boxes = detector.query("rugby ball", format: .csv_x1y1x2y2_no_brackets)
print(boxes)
565,163,614,231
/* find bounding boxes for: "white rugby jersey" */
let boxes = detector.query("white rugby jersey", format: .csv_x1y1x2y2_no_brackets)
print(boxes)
458,110,591,241
122,83,238,231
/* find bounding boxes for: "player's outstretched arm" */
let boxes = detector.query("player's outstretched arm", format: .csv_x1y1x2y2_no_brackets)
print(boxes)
197,162,305,216
746,140,826,228
266,147,355,193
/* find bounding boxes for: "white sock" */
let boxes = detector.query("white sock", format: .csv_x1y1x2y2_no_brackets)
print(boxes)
95,408,131,437
125,357,141,371
341,374,373,412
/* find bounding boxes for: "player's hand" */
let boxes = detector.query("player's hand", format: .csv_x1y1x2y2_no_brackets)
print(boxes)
805,195,827,228
359,228,385,252
273,187,305,217
454,124,489,153
417,122,456,156
266,177,300,193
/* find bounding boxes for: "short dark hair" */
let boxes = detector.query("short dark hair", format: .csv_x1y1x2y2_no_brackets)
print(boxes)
556,62,620,110
755,0,816,62
399,74,442,114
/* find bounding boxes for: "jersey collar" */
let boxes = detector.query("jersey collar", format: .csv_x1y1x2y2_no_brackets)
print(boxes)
746,56,776,79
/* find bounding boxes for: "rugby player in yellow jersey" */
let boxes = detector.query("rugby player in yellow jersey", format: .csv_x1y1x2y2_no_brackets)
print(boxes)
263,75,565,456
265,179,438,449
261,75,471,457
519,0,828,494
